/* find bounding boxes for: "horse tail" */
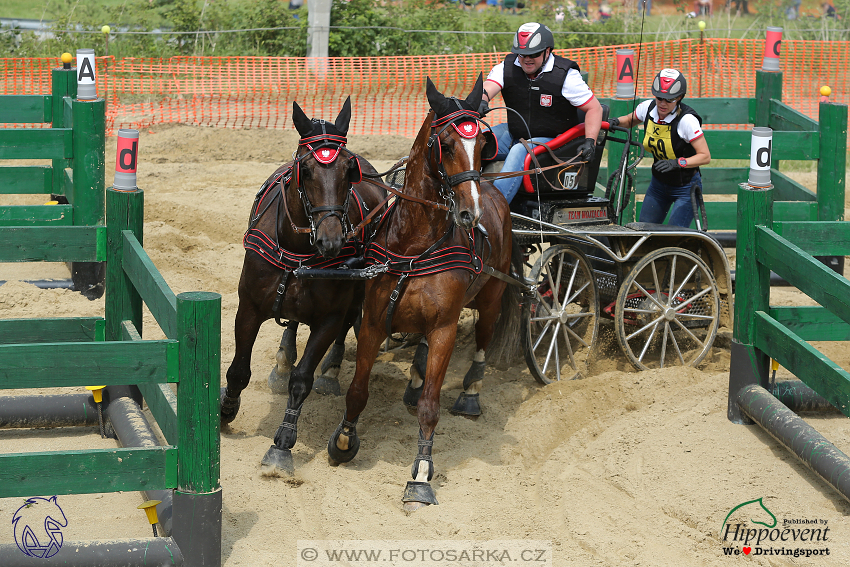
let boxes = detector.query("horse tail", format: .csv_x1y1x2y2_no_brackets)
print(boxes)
488,237,525,368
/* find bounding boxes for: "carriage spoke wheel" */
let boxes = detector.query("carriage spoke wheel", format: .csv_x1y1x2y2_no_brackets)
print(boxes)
523,244,599,385
614,247,720,371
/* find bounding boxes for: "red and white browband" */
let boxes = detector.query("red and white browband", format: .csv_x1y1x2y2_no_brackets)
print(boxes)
299,133,348,164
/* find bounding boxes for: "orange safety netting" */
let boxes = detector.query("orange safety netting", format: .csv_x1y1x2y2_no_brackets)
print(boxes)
1,39,847,137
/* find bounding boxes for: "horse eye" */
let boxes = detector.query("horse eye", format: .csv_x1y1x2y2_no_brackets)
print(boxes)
300,166,312,179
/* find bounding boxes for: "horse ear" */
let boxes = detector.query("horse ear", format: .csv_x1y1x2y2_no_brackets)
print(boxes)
426,77,445,112
464,73,484,109
292,101,313,138
335,96,352,136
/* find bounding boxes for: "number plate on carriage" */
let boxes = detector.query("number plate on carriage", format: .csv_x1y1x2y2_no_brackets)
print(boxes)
552,205,608,225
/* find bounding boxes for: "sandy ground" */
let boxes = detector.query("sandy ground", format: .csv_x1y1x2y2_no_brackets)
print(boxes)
1,124,849,566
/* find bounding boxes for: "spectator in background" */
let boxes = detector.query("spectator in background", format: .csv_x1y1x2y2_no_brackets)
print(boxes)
555,6,566,22
786,0,802,19
289,0,303,9
695,0,711,15
576,0,589,17
503,0,518,13
599,0,613,20
637,0,651,16
732,0,749,15
822,1,837,18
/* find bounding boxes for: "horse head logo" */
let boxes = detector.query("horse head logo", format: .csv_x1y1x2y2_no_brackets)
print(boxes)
12,496,68,559
721,497,777,535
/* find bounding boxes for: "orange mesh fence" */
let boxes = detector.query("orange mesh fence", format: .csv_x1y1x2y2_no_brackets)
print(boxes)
1,39,847,139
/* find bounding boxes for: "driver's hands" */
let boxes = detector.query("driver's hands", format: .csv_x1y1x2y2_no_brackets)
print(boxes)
477,99,490,116
608,117,620,128
577,138,595,162
652,158,679,173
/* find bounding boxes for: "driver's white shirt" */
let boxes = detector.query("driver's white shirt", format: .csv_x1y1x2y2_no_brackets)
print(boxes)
485,55,594,107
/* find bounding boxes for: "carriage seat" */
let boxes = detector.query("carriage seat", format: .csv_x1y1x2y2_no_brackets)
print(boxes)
512,103,610,205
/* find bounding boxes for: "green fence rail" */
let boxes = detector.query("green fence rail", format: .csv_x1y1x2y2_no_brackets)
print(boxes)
727,182,850,504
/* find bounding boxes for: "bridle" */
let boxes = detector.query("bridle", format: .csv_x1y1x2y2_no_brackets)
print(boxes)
427,104,491,218
281,123,362,245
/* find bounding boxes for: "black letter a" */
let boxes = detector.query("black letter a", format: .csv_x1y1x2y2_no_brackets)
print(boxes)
78,58,95,81
619,58,634,81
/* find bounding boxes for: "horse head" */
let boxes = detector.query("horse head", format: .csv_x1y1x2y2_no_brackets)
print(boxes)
425,75,488,230
291,97,362,258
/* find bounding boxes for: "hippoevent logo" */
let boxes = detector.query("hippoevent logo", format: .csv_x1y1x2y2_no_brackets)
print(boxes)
12,496,68,559
720,498,831,558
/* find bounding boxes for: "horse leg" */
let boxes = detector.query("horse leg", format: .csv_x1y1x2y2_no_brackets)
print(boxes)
450,283,506,418
261,321,338,476
268,320,298,395
314,306,358,396
221,304,265,424
403,337,428,413
403,326,455,511
327,318,383,464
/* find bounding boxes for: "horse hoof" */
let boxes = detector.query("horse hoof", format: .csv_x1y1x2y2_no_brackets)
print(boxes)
220,388,241,424
268,367,290,395
449,392,481,418
402,381,423,412
327,423,360,464
260,445,294,477
402,481,438,509
313,376,341,396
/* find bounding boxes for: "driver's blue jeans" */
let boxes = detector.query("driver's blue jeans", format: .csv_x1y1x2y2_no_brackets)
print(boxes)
491,123,553,204
639,171,701,228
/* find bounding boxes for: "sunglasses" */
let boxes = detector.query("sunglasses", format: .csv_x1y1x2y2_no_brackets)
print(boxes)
518,51,545,60
655,96,678,103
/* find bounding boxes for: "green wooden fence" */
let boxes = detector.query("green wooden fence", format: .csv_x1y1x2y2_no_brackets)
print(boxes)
0,185,221,564
603,69,847,230
0,65,106,297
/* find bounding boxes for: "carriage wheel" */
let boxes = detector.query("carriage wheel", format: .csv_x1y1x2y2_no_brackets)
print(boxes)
614,247,720,371
523,244,599,385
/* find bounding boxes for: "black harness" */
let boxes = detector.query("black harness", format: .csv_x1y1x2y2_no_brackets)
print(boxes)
243,127,373,326
375,103,496,337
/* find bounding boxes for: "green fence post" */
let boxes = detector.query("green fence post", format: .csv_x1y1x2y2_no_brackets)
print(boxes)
754,69,782,128
50,67,75,197
104,188,143,341
728,182,773,423
817,101,847,223
172,291,222,567
70,96,107,298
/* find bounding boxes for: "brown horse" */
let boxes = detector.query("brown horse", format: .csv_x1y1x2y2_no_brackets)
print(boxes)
327,76,522,510
221,98,386,475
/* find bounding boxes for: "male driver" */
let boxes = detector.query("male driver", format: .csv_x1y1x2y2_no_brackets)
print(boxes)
481,22,603,204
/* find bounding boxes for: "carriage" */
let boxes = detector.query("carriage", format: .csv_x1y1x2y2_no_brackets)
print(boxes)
387,103,733,384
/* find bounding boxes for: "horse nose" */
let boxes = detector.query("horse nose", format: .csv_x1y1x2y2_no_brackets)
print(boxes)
458,209,477,229
315,235,343,258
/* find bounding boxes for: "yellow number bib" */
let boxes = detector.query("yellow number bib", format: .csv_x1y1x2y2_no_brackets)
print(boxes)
643,119,676,161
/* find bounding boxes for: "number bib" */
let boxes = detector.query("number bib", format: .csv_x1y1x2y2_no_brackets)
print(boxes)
643,119,676,160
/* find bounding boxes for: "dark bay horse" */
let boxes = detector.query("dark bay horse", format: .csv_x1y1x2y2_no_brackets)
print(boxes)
221,98,386,475
327,76,522,510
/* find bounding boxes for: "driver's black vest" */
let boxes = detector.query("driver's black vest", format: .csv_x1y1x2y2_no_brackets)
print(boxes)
642,101,703,186
501,53,582,140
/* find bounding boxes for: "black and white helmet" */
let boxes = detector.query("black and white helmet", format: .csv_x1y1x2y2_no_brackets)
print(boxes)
512,22,555,55
652,68,687,100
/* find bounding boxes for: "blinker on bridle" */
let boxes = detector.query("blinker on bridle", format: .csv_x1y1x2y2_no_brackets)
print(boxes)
427,102,488,216
284,119,360,245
